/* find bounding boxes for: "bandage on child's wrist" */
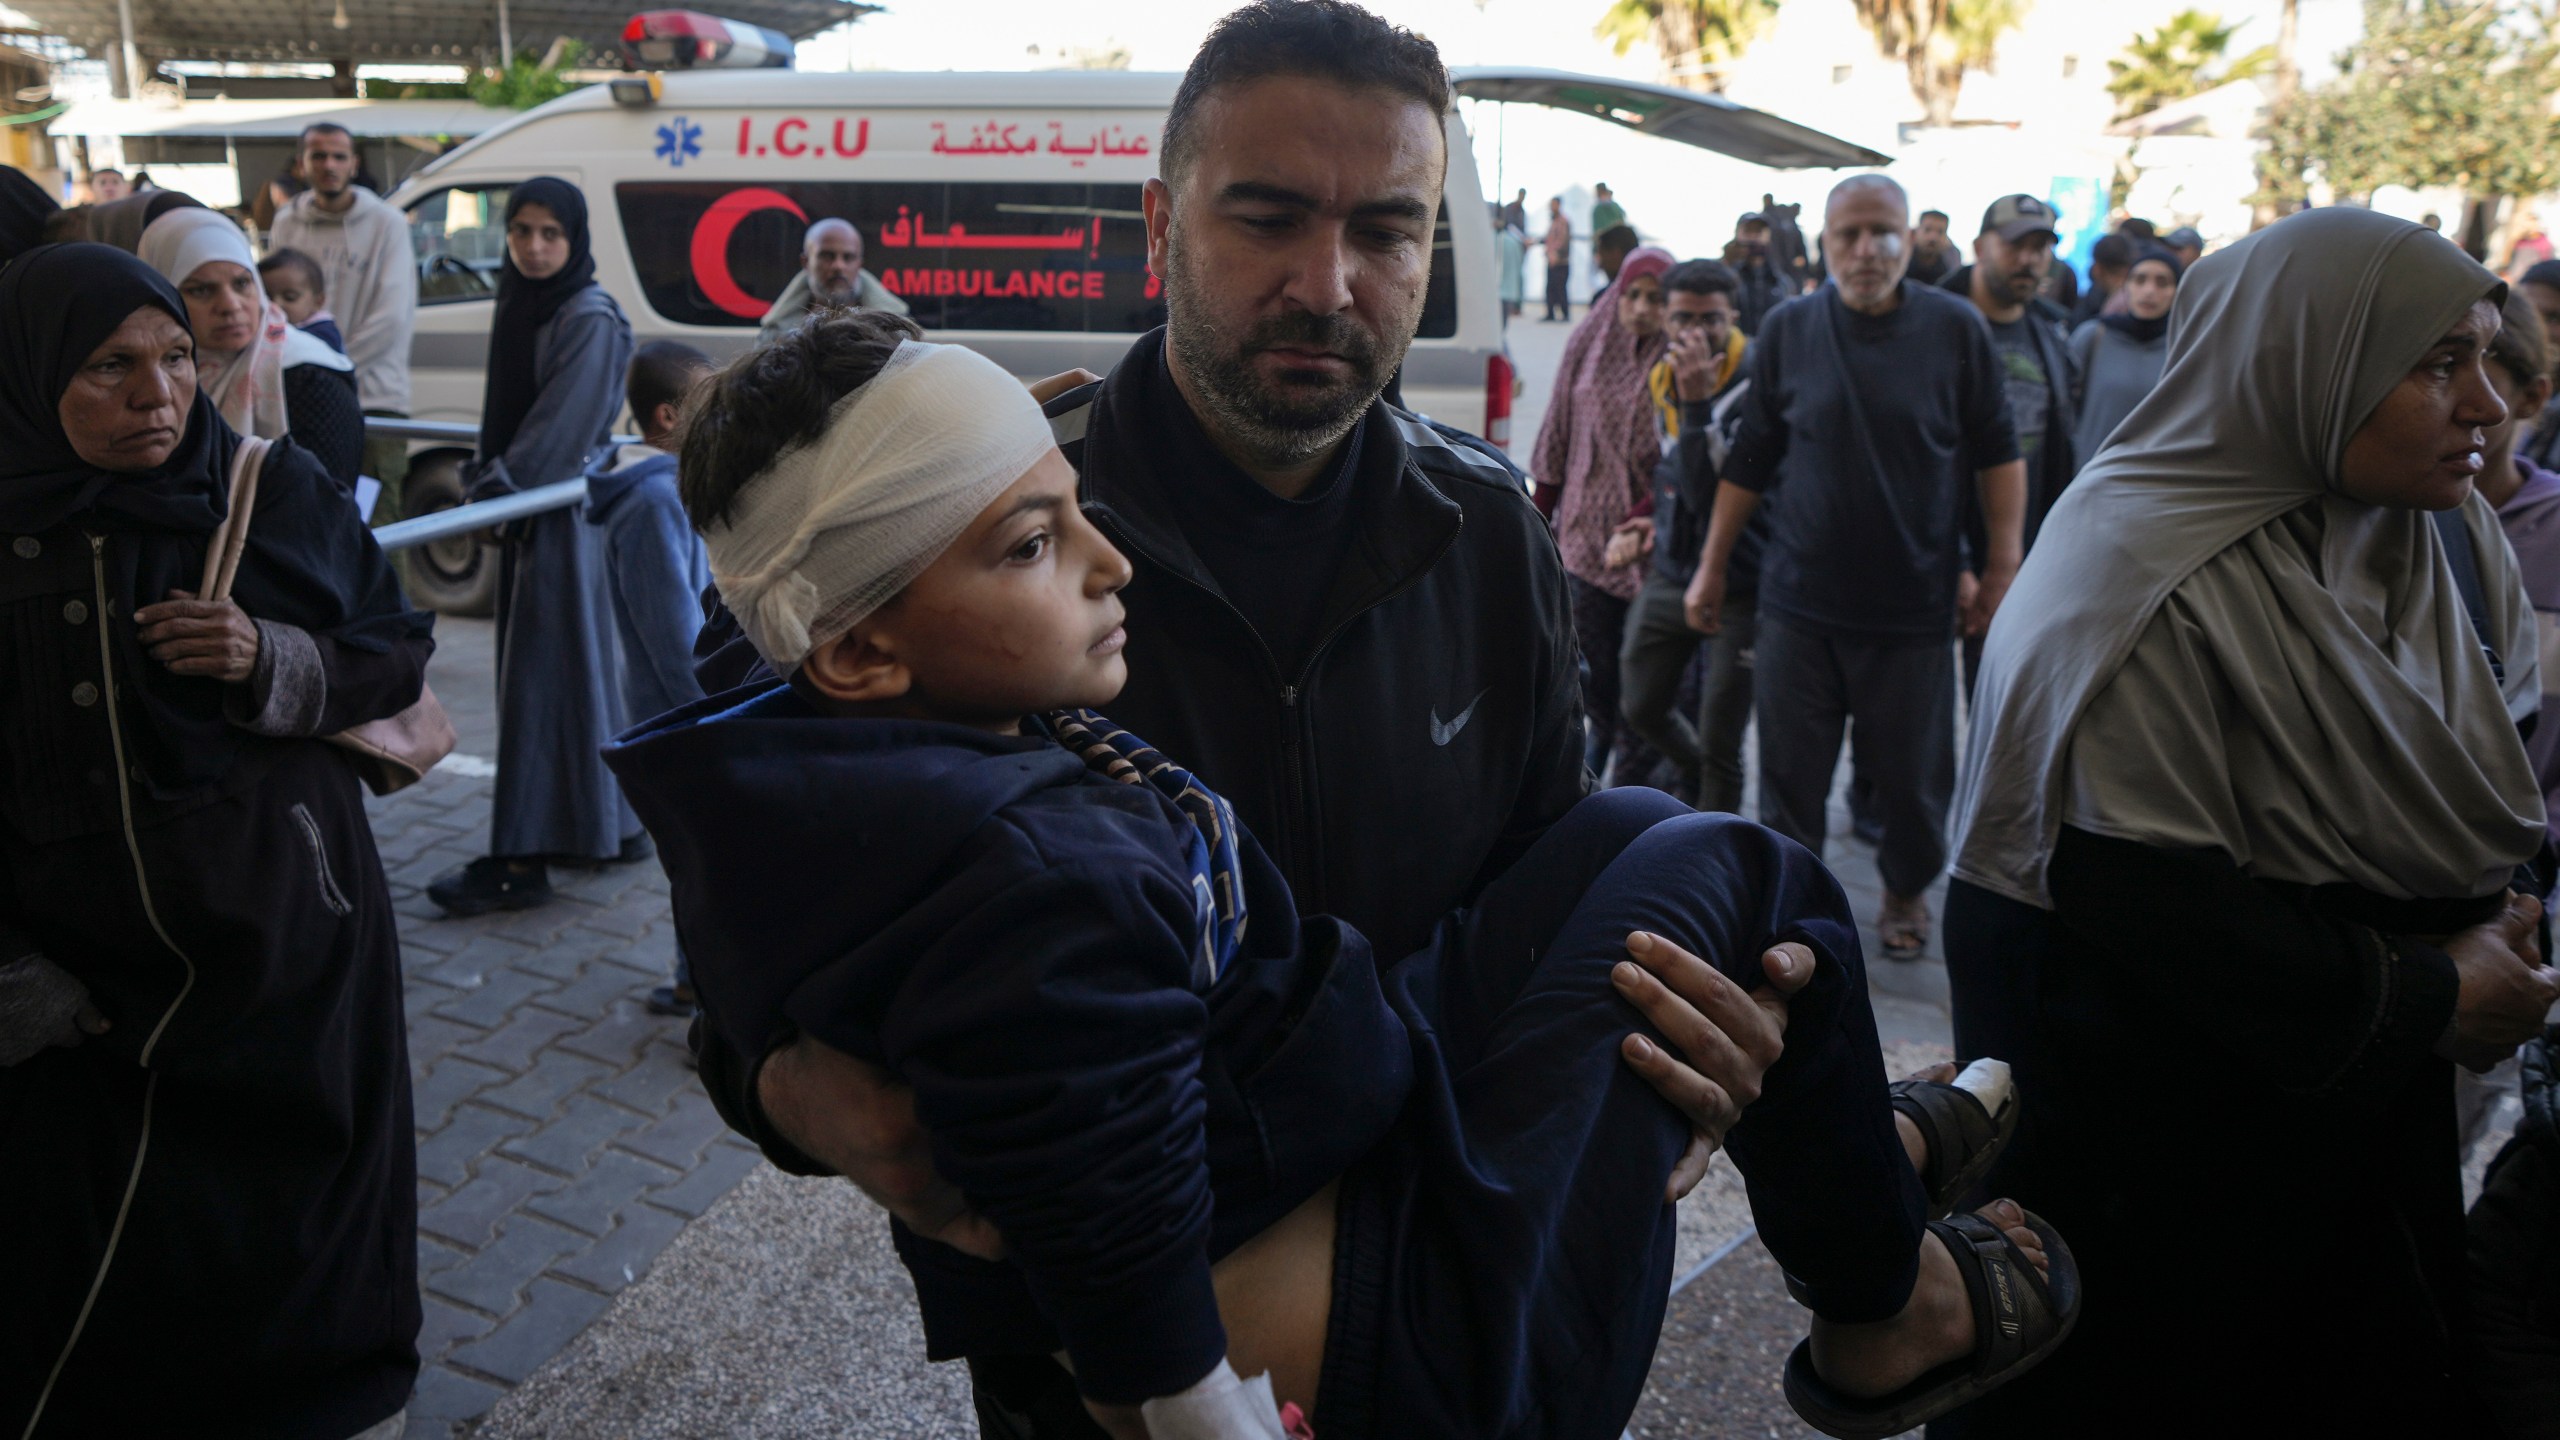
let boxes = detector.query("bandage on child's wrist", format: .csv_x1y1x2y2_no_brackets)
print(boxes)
1137,1359,1291,1440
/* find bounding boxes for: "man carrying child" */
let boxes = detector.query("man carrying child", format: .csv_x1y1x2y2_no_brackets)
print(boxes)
628,305,2074,1440
680,5,2079,1436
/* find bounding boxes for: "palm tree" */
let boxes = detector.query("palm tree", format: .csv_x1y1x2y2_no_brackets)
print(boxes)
2107,9,2276,122
1594,0,1784,93
1849,0,2034,127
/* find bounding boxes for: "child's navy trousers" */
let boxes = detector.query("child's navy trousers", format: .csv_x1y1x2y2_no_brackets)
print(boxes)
1313,789,1927,1439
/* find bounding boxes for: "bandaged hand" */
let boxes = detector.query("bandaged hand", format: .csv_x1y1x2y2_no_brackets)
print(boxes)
1138,1361,1298,1440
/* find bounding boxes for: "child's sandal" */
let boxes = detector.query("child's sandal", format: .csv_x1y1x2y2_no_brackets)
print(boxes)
1781,1206,2082,1440
1892,1057,2019,1220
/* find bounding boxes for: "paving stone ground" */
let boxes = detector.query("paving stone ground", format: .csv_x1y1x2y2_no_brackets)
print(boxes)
377,616,763,1438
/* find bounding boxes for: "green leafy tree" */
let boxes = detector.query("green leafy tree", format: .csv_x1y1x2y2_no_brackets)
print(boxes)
2108,9,2276,121
2257,0,2560,224
1594,0,1784,92
1850,0,2035,126
468,38,588,110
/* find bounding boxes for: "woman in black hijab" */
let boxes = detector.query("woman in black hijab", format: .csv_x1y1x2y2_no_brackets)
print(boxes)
0,164,58,264
427,176,637,916
0,244,433,1440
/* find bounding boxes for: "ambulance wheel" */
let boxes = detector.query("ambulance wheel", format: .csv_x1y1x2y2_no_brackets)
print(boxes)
400,450,498,618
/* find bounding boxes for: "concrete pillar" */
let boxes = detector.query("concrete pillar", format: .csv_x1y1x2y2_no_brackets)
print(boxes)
115,0,142,97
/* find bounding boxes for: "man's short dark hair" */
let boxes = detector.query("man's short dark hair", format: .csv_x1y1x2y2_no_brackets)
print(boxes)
2521,259,2560,293
628,340,716,426
1665,258,1738,299
2090,233,2134,270
1595,223,1639,257
257,247,326,298
298,122,354,154
1919,209,1949,225
679,310,923,531
1160,0,1450,187
2117,217,2158,243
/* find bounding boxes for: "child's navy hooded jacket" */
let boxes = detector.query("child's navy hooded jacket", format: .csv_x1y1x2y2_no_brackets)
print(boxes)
604,686,1411,1402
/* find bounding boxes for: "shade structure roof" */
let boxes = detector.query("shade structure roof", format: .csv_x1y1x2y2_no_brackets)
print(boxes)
52,95,512,138
1450,68,1890,171
7,0,874,66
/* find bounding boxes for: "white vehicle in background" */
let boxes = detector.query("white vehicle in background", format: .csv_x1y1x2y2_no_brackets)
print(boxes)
385,62,1878,612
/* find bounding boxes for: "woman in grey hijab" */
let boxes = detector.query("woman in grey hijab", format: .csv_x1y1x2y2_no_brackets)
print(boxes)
1940,207,2560,1434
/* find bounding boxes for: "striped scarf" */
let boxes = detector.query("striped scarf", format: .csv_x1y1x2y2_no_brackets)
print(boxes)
1044,708,1247,987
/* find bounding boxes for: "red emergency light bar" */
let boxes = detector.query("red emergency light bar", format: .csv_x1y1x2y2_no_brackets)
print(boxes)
620,10,795,71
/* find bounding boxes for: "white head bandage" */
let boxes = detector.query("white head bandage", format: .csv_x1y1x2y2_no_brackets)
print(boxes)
705,341,1059,673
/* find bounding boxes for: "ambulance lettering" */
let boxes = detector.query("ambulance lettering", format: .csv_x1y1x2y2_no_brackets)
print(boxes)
733,116,870,160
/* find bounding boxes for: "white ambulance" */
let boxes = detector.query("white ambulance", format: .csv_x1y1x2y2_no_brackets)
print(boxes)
385,65,1877,609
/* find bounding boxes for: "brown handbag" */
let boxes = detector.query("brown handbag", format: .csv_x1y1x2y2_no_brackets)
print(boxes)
199,437,457,795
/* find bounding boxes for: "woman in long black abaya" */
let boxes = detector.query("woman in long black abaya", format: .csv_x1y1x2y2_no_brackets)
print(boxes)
0,244,435,1440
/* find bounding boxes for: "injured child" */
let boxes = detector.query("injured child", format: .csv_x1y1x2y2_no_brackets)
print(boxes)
604,310,2082,1440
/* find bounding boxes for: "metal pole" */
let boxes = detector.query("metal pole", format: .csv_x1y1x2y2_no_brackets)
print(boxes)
497,0,514,62
372,478,588,552
115,0,142,97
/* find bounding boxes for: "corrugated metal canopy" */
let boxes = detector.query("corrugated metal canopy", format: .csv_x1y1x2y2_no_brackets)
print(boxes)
54,96,512,138
7,0,873,66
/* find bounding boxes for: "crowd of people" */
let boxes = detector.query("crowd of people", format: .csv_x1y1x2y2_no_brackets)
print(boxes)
4,0,2560,1436
1526,183,2210,959
1519,141,2560,1440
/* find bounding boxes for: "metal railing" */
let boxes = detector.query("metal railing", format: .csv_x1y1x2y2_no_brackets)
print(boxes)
365,418,644,448
373,479,591,553
363,418,646,554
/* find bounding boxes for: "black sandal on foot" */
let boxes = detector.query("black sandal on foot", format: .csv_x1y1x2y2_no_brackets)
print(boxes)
1781,1207,2081,1440
1893,1060,2018,1220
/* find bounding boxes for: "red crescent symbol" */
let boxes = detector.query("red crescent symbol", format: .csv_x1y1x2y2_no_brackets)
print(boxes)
690,187,807,321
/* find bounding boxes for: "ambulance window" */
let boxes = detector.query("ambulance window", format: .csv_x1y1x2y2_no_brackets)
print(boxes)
615,180,1457,337
407,185,514,305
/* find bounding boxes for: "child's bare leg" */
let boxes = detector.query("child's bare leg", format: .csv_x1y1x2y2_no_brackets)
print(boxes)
1895,1061,1957,1171
1075,1183,1336,1438
1211,1179,1337,1410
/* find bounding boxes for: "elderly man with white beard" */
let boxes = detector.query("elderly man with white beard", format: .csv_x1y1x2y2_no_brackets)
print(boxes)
758,216,909,341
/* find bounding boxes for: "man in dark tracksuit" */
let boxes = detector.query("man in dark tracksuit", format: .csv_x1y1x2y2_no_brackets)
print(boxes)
1615,259,1766,815
684,4,1811,1434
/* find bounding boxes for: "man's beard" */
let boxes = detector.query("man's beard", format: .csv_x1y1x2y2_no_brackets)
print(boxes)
810,273,860,310
1164,225,1414,468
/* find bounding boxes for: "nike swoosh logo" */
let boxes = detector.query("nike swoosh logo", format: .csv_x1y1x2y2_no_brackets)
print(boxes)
1431,688,1491,747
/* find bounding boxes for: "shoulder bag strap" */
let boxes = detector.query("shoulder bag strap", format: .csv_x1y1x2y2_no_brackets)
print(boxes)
2432,504,2503,683
197,437,270,605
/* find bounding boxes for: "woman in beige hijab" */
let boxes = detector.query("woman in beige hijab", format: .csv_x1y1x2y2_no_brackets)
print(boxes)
1942,207,2560,1432
136,205,363,491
